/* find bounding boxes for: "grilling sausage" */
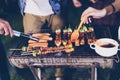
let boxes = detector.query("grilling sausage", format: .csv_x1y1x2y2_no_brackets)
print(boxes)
32,33,50,37
28,39,48,43
29,42,48,48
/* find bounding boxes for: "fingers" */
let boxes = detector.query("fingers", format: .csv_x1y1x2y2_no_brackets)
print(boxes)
5,21,14,37
0,22,6,35
81,15,90,24
0,27,4,34
81,7,96,24
0,19,13,37
81,8,91,24
81,7,107,24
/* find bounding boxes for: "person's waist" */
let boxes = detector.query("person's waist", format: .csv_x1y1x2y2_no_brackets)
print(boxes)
24,11,54,16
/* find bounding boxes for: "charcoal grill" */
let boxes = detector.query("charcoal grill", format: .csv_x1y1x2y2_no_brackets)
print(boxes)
8,34,118,80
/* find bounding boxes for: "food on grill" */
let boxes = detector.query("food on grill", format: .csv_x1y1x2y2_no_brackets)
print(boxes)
88,26,94,31
28,36,52,44
65,48,74,53
32,35,53,41
24,46,66,56
28,39,48,43
21,46,28,51
65,44,72,49
71,30,79,41
32,33,50,37
28,42,48,48
75,39,80,46
9,46,28,52
32,50,41,56
55,29,61,35
71,20,84,41
67,27,72,39
28,33,53,48
18,45,74,56
64,42,74,53
10,28,96,57
41,37,53,41
81,25,88,32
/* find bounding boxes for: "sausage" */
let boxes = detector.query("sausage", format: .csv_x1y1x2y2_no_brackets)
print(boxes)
65,48,74,53
43,37,52,41
32,33,50,37
31,35,52,41
28,42,48,48
28,39,48,43
33,35,50,39
39,36,53,41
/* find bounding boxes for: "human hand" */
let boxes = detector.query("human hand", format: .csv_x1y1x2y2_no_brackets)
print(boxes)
72,0,82,7
0,19,13,37
81,7,107,24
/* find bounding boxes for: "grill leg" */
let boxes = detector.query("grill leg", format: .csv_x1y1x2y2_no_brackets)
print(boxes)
55,67,63,80
28,66,41,80
91,62,99,80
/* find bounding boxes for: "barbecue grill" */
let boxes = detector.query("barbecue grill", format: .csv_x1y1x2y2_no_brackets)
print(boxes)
8,32,119,80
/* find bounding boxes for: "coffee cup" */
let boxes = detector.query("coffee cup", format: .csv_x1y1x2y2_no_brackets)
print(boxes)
90,38,120,57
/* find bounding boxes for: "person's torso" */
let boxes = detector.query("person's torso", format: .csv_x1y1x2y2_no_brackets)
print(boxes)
24,0,54,16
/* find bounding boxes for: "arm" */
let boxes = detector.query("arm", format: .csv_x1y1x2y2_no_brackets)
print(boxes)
81,7,107,24
0,19,13,37
81,0,120,24
105,0,120,16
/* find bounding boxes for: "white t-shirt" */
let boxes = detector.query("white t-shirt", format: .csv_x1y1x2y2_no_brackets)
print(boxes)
24,0,54,16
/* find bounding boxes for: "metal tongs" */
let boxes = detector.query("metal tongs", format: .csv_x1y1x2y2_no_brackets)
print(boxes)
13,30,39,42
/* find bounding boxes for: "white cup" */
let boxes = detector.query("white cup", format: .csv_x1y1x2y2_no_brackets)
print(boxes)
90,38,120,57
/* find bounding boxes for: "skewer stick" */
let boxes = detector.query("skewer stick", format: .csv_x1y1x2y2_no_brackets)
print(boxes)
77,19,84,31
9,48,22,51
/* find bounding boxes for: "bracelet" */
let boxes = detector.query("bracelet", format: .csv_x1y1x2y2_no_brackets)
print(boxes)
110,4,115,13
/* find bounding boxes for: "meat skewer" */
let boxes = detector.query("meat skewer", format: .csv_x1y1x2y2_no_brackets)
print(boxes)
71,19,84,41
